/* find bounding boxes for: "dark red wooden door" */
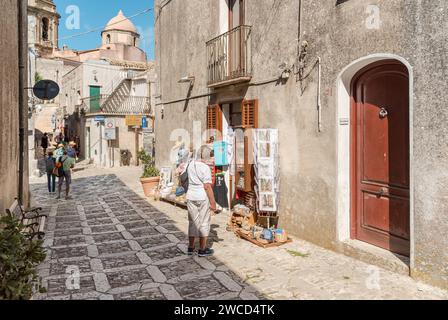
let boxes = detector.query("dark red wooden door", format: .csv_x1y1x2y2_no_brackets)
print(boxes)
351,61,410,257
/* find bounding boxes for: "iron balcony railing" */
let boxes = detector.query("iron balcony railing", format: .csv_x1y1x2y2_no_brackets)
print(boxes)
206,25,252,87
82,94,151,115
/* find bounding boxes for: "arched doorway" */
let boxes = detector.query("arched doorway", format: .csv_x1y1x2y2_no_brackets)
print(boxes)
350,60,410,257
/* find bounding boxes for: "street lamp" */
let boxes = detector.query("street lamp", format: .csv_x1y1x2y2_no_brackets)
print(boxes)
178,75,195,85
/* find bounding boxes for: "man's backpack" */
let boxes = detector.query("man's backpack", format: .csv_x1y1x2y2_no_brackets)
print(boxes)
53,157,66,177
179,161,191,193
46,157,55,173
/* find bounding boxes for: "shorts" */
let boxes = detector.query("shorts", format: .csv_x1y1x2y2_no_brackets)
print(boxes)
187,200,211,238
58,170,72,187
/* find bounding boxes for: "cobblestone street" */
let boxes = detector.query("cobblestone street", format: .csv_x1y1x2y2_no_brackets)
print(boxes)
30,167,448,300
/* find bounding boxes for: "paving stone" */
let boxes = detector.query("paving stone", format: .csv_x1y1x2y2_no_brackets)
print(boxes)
53,236,86,247
145,246,185,262
154,218,176,225
213,272,242,292
135,235,171,249
92,232,125,244
56,221,83,230
106,268,153,289
174,276,229,300
121,221,153,230
51,246,88,259
55,216,81,223
87,218,115,226
50,259,92,276
159,224,180,232
115,215,145,223
91,225,118,234
170,232,189,242
113,210,139,217
129,228,161,239
47,276,96,297
159,259,204,279
97,241,133,256
102,254,143,270
85,213,110,220
94,273,111,292
113,287,166,300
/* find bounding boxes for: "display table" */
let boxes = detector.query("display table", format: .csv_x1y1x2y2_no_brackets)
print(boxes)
160,194,187,208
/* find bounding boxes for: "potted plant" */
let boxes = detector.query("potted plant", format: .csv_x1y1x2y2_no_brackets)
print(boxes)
138,149,160,197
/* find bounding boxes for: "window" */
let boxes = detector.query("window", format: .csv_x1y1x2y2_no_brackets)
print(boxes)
42,18,49,41
207,104,223,141
106,34,111,44
230,103,242,127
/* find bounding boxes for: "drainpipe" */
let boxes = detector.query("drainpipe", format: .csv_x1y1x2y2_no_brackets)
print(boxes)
18,0,28,204
317,57,322,133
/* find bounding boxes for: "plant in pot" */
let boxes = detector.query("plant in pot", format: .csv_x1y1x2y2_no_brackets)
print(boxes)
138,149,160,197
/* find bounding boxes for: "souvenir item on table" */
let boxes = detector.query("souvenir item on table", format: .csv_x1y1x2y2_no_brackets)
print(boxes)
213,173,229,208
253,129,280,213
159,167,172,189
213,141,229,166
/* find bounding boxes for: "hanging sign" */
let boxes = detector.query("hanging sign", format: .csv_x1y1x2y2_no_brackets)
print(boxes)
33,80,60,100
142,116,148,129
95,115,105,122
125,115,142,127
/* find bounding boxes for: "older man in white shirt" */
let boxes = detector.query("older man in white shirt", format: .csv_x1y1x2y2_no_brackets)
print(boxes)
186,145,218,257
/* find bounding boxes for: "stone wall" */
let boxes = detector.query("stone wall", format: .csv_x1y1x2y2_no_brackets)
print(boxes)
0,0,29,213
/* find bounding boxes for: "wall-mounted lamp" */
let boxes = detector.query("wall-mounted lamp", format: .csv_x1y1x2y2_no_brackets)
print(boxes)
178,76,195,85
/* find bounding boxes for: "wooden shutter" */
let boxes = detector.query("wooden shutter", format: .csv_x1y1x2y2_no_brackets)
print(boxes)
207,104,223,140
242,99,258,128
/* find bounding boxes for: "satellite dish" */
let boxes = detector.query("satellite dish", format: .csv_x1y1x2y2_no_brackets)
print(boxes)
33,80,60,100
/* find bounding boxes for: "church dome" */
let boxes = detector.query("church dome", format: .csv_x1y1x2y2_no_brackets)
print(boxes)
104,10,138,34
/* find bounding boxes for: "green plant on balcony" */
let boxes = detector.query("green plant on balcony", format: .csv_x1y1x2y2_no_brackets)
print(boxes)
0,215,47,300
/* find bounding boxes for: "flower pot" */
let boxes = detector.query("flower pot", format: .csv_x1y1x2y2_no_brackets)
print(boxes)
140,176,160,197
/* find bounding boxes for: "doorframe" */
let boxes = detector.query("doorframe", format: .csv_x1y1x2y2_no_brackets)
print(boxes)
336,54,414,265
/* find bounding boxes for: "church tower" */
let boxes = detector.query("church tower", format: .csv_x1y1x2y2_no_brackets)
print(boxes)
28,0,60,57
101,10,141,47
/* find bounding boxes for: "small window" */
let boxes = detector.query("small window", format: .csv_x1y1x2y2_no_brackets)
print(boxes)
106,34,111,44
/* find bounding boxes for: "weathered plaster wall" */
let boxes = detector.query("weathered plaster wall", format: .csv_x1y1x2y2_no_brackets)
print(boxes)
154,0,220,168
154,0,448,289
0,0,29,213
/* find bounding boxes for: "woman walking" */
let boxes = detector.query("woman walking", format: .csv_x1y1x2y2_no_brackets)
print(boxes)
45,151,56,193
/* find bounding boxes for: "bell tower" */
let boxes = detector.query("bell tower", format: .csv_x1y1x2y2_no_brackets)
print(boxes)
28,0,60,57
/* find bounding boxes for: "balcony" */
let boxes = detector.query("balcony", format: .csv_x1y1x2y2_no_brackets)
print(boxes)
206,25,252,88
82,94,151,115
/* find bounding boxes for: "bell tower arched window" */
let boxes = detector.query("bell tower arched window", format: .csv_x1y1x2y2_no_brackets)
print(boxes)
42,18,49,41
106,34,111,44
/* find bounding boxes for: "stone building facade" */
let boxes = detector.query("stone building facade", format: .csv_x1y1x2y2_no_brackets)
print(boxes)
0,0,29,213
154,0,448,289
60,10,155,167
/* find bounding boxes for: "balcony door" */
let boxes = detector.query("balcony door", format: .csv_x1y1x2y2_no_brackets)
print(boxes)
228,0,246,78
228,0,245,30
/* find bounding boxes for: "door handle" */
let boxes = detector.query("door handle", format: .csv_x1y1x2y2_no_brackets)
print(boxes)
379,107,389,119
374,187,388,198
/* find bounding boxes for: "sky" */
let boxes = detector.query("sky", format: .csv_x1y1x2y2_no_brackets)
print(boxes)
54,0,155,60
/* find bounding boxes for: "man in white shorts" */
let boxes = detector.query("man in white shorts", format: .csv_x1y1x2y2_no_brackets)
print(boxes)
186,145,218,257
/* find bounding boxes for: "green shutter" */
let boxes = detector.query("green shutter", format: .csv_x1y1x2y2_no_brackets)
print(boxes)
89,86,101,112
